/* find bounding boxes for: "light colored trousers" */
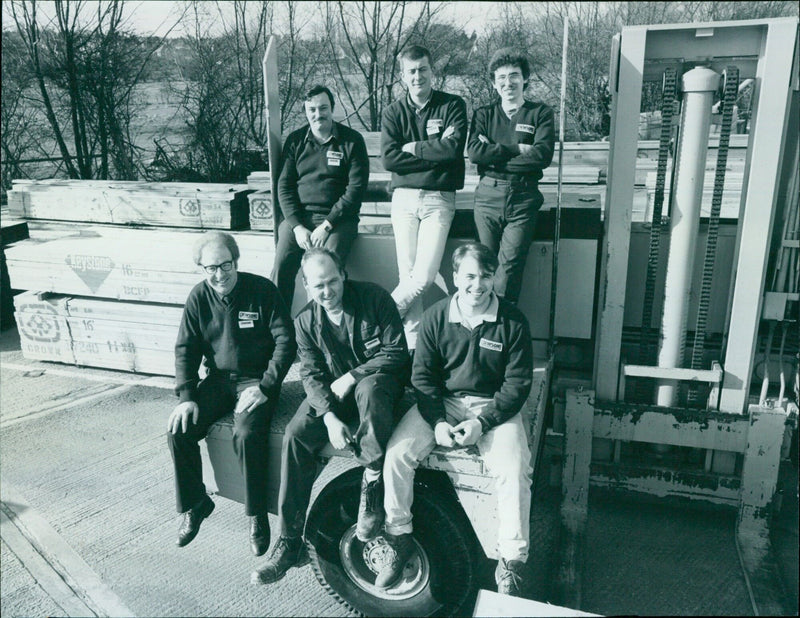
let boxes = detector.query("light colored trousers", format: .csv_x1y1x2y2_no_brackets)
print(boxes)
383,396,533,562
390,188,455,349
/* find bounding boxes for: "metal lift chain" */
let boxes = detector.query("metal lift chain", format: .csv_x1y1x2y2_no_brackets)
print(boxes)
637,68,678,399
688,66,740,405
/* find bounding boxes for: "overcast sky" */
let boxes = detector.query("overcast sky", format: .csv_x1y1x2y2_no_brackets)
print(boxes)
3,1,494,38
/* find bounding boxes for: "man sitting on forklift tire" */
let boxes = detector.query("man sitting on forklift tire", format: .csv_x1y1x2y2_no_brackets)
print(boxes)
379,242,534,597
252,248,411,585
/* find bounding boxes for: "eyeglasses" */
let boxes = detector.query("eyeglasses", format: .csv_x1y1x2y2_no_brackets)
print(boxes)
495,73,524,84
201,260,234,275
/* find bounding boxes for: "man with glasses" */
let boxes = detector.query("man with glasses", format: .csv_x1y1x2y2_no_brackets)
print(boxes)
272,84,369,311
168,231,296,560
381,45,467,349
467,49,555,305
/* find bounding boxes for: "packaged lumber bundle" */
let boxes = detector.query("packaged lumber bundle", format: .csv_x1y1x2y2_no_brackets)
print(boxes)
7,179,253,230
5,224,274,304
13,291,182,375
248,190,274,231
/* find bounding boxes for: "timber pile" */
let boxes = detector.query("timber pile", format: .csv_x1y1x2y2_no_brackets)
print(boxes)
14,291,181,375
7,179,253,230
5,223,274,305
644,170,744,219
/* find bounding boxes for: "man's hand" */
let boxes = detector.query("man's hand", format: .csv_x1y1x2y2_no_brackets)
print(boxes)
434,421,457,448
441,125,455,139
293,225,312,250
234,385,267,415
518,143,533,155
477,134,490,144
324,412,353,450
401,141,417,154
331,372,357,400
309,223,330,248
168,401,199,434
452,418,482,447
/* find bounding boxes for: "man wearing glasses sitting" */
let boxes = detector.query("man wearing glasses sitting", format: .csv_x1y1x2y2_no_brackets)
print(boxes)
167,231,296,562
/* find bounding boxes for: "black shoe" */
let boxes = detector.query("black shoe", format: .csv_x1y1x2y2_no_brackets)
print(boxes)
374,532,415,589
356,472,384,542
176,496,215,547
495,558,526,597
250,513,271,557
250,537,309,585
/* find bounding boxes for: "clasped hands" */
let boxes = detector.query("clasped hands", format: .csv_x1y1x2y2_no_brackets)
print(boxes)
293,223,330,250
434,418,483,448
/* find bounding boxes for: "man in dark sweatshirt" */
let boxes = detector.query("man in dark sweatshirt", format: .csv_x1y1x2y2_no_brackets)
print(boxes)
168,231,296,559
272,84,369,311
381,45,467,349
467,48,555,304
378,242,534,597
252,248,411,586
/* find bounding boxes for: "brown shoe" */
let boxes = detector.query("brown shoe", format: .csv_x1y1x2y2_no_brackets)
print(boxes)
374,532,415,589
356,472,384,542
176,496,215,547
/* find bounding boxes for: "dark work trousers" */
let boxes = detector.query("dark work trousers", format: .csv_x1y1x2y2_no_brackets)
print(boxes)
271,214,358,311
277,372,404,539
473,177,544,304
167,372,277,516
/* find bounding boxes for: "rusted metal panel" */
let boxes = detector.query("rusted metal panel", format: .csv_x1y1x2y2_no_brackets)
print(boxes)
591,402,750,452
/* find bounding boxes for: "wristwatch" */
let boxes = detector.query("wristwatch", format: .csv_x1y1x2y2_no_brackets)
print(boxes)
322,220,333,233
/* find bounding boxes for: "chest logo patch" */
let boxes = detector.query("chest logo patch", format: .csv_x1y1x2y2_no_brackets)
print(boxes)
426,119,443,135
479,338,503,352
515,123,536,135
239,320,254,328
327,150,343,159
364,337,381,351
239,311,259,320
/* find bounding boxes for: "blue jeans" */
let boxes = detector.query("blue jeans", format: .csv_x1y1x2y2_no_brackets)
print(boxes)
473,177,544,304
390,188,455,349
271,214,358,310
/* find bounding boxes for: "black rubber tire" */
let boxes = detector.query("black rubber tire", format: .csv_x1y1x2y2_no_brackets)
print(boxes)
305,467,480,617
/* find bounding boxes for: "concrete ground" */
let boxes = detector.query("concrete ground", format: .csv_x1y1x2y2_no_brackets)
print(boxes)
1,324,797,617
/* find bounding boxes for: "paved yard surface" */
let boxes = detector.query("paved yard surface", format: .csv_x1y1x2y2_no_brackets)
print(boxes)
1,326,796,616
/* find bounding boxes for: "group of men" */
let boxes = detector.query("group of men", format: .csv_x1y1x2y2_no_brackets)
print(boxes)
166,44,554,600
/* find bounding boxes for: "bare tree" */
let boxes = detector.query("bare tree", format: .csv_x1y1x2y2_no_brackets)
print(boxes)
9,0,173,179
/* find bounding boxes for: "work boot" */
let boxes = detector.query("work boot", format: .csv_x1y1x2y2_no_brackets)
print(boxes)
356,471,384,542
495,558,526,597
250,536,309,585
374,532,415,589
249,513,270,557
176,495,215,547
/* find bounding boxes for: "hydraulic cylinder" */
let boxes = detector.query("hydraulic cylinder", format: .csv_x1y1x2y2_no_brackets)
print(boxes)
656,67,720,407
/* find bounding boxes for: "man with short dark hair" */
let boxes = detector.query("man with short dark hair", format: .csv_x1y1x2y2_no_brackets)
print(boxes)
168,231,295,558
378,242,534,597
272,85,370,310
252,248,410,586
382,45,467,349
467,48,555,304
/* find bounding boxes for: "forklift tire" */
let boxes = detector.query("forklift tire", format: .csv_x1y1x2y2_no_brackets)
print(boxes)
305,467,479,617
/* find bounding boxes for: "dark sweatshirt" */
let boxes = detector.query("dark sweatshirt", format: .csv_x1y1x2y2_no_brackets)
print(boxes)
174,272,296,402
381,90,467,191
412,295,533,431
295,280,411,417
278,122,369,230
467,99,555,183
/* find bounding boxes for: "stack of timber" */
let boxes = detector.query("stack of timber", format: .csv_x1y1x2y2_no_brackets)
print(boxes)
14,291,182,375
7,179,252,230
643,170,744,220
